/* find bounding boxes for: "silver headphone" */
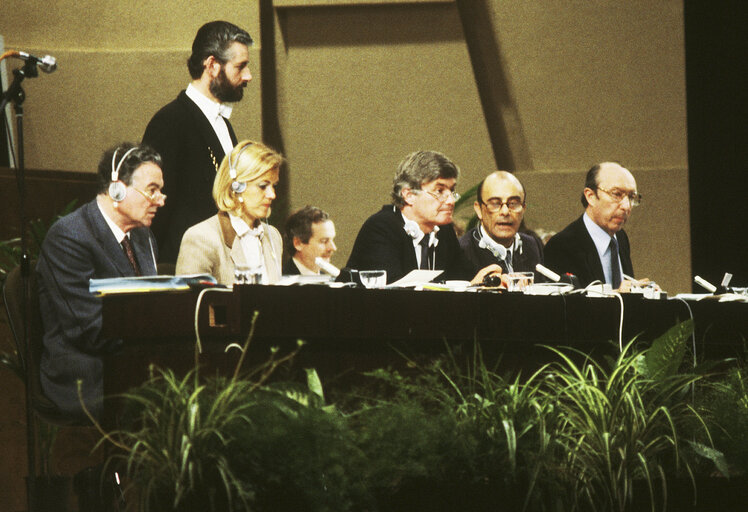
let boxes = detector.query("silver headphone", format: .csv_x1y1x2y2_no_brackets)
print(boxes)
477,227,508,260
228,142,253,195
403,217,439,247
476,227,523,261
109,147,138,202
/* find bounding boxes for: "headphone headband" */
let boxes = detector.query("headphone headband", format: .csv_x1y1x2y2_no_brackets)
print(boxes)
111,146,138,183
229,142,254,193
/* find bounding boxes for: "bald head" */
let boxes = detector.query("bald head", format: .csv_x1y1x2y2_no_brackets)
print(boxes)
475,171,527,247
478,171,525,204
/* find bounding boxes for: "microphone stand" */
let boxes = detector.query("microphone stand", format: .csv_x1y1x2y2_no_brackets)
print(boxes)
1,58,40,512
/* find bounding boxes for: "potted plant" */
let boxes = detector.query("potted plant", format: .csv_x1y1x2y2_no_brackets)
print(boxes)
88,315,371,511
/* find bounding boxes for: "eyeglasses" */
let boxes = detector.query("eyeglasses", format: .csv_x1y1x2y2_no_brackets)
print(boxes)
422,189,461,203
133,187,167,204
597,187,641,207
481,198,524,213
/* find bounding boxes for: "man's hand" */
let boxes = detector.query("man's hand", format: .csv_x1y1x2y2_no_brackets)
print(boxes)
470,264,507,287
618,277,657,293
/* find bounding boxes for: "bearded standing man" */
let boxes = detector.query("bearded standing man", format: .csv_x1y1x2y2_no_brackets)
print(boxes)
143,20,253,263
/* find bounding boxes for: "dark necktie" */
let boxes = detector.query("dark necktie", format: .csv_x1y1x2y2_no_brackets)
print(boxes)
121,236,142,276
609,236,621,288
419,237,431,270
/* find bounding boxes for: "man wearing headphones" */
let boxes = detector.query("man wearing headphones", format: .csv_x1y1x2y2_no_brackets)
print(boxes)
36,143,165,420
347,150,500,285
142,20,253,263
460,171,544,277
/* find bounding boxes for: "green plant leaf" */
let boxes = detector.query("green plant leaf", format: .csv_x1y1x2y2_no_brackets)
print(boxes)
637,319,694,379
687,441,730,477
306,368,325,403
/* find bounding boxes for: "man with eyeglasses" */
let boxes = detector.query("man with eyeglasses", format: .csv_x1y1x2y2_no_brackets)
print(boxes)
460,171,544,277
36,143,165,420
347,150,501,284
544,162,640,289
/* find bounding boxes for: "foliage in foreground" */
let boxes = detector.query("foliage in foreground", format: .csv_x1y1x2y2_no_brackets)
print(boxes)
700,366,748,474
94,318,742,512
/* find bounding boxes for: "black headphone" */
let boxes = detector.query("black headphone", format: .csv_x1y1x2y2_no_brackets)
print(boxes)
229,142,253,195
109,147,138,202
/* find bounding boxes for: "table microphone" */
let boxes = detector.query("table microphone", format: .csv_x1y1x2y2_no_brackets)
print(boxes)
693,275,717,293
536,264,581,288
315,257,340,278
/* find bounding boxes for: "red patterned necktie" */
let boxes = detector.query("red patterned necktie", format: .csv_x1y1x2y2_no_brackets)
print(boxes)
121,236,142,276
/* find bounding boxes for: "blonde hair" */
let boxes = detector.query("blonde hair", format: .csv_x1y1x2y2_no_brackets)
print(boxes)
213,140,284,214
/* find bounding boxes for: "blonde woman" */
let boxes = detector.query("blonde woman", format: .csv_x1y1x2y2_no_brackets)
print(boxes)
176,140,283,285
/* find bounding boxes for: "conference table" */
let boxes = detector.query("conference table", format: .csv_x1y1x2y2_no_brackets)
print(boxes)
100,284,748,397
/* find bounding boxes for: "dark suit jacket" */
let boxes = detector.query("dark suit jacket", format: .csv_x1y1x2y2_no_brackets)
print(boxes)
543,215,633,287
459,227,544,277
346,205,470,284
282,257,301,276
36,199,157,419
142,90,238,263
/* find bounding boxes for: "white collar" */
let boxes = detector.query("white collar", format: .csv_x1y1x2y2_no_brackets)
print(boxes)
229,214,264,239
96,197,126,243
583,212,617,256
292,257,319,276
186,83,233,121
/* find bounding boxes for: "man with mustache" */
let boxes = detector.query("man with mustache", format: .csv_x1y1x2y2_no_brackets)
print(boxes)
347,150,500,285
544,162,640,289
143,20,253,263
283,206,338,276
460,171,544,277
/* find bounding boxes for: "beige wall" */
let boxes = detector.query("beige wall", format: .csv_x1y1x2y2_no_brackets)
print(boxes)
1,1,263,172
2,0,690,292
274,3,494,267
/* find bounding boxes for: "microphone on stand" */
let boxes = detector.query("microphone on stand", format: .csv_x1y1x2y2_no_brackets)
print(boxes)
5,50,58,73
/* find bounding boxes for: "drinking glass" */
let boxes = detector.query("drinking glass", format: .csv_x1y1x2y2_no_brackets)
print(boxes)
506,271,534,292
359,270,387,289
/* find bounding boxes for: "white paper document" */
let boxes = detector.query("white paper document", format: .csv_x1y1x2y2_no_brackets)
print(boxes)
388,269,443,288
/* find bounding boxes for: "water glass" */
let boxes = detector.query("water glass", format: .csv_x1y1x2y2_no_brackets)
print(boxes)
359,270,387,289
506,271,534,292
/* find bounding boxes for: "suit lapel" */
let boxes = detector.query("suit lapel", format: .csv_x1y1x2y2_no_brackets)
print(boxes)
84,201,135,277
390,209,418,271
575,217,606,283
130,230,157,276
618,230,634,276
178,92,227,181
225,118,238,146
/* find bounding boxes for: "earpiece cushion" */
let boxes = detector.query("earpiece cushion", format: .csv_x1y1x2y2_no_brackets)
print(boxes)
109,181,127,202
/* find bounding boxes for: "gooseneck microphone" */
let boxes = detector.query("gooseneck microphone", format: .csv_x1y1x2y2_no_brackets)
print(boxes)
13,51,58,73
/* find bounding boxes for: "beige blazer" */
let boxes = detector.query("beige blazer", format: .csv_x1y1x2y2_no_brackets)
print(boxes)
175,212,283,285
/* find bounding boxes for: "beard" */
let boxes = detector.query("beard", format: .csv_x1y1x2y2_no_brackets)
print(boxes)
209,67,245,103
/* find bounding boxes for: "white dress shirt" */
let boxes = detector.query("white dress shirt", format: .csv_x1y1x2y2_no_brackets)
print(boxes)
185,83,234,157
